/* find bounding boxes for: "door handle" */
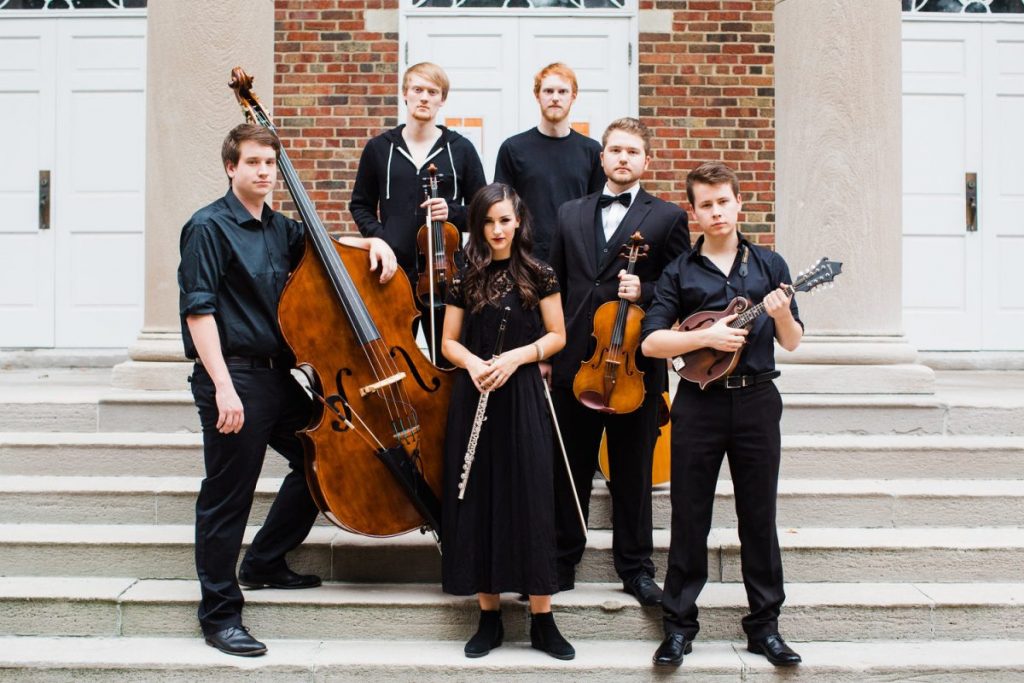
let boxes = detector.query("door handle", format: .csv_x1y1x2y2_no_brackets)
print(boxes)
39,170,50,230
965,172,977,233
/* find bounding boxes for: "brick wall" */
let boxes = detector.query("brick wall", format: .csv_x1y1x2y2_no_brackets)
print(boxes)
274,0,776,244
274,0,400,229
639,0,775,245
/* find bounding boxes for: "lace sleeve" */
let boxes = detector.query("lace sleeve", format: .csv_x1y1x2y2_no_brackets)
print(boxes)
446,272,465,308
538,263,560,299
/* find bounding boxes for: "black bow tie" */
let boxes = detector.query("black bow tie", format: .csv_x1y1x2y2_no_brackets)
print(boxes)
598,193,632,209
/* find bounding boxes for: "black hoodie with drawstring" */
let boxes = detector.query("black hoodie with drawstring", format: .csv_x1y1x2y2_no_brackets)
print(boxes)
350,124,487,280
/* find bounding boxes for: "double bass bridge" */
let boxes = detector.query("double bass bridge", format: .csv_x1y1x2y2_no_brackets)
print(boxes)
358,372,407,397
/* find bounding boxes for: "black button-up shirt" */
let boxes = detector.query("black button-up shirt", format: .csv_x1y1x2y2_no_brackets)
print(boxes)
178,190,304,361
641,233,802,376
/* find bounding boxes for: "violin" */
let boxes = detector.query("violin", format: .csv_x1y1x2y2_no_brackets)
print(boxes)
416,163,461,361
572,231,649,414
229,68,452,542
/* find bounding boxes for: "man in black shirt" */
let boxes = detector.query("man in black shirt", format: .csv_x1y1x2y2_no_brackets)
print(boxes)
351,62,487,366
494,62,605,263
548,118,689,607
179,124,397,657
641,162,803,668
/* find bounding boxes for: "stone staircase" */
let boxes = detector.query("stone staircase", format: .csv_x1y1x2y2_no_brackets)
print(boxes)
1,368,1023,681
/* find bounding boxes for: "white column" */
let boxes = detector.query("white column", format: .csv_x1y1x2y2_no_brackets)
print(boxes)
773,0,933,393
112,0,275,390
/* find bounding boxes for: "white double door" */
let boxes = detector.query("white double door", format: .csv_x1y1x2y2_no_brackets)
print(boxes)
0,16,146,348
902,20,1024,350
404,15,633,180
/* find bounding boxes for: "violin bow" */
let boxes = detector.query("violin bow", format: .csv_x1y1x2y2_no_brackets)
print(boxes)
543,381,588,537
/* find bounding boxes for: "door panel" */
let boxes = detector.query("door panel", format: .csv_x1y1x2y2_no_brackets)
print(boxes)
0,20,55,347
982,24,1024,348
54,18,146,347
901,22,982,350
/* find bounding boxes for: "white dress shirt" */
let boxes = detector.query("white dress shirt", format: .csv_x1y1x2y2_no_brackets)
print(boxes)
601,183,640,242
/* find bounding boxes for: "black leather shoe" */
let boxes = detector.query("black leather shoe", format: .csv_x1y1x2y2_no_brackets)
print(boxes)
747,633,802,666
530,611,575,660
204,625,267,657
623,573,663,606
464,609,503,658
653,633,692,667
238,566,322,590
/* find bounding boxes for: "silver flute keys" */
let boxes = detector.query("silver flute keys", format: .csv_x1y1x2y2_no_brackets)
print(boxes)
457,306,511,501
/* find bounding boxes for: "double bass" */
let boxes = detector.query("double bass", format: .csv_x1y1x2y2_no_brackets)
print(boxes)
572,231,648,414
229,68,452,541
416,163,461,365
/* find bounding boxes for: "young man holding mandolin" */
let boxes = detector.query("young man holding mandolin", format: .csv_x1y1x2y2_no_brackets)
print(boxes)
179,124,397,657
641,161,803,668
547,117,689,606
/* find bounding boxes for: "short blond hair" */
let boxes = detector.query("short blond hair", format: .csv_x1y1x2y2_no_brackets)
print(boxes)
402,62,450,100
533,62,578,97
602,117,652,156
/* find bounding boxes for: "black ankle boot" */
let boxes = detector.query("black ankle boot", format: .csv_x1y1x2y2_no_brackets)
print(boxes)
530,611,575,660
464,609,503,658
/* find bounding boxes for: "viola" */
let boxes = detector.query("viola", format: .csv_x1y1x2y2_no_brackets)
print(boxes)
598,391,671,486
416,163,460,363
229,68,452,541
572,231,649,414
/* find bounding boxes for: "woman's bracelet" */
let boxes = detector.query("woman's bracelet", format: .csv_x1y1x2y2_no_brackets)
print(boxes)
533,341,545,362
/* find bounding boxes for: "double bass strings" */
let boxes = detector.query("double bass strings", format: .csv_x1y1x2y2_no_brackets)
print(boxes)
241,88,420,450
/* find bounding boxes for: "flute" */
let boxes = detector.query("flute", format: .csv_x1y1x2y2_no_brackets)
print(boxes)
458,306,511,501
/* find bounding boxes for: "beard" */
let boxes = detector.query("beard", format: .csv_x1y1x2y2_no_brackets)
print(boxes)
541,105,569,124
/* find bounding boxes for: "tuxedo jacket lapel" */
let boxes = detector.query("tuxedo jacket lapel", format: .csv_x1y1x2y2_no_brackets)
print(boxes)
577,193,599,279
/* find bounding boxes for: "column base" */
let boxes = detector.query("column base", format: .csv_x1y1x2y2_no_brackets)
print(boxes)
775,335,936,394
110,330,191,391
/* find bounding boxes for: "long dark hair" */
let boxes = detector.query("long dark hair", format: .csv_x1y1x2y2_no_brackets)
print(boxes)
462,183,545,313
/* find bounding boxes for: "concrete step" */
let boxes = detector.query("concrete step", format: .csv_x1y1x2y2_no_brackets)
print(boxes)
4,384,1024,436
2,578,1022,643
2,524,1022,584
3,475,1021,529
2,432,1021,479
3,636,1022,683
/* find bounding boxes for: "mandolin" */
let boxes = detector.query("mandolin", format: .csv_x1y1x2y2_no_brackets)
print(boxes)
671,257,843,389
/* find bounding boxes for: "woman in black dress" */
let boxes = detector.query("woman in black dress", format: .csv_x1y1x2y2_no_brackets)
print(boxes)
440,183,573,660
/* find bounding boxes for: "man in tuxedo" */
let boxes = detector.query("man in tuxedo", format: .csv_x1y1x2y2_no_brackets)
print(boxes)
548,117,690,606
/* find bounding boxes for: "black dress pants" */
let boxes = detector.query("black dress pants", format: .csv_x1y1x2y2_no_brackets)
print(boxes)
190,365,319,635
552,387,660,587
661,380,785,641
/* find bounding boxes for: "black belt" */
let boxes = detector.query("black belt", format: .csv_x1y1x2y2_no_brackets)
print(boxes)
195,355,287,370
712,370,780,390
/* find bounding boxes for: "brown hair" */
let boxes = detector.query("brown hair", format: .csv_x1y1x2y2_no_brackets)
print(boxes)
533,62,578,97
686,161,741,205
402,62,450,100
462,183,545,313
221,123,279,169
601,117,652,156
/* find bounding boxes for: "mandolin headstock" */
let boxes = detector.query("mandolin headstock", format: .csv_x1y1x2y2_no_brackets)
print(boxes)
793,257,843,294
